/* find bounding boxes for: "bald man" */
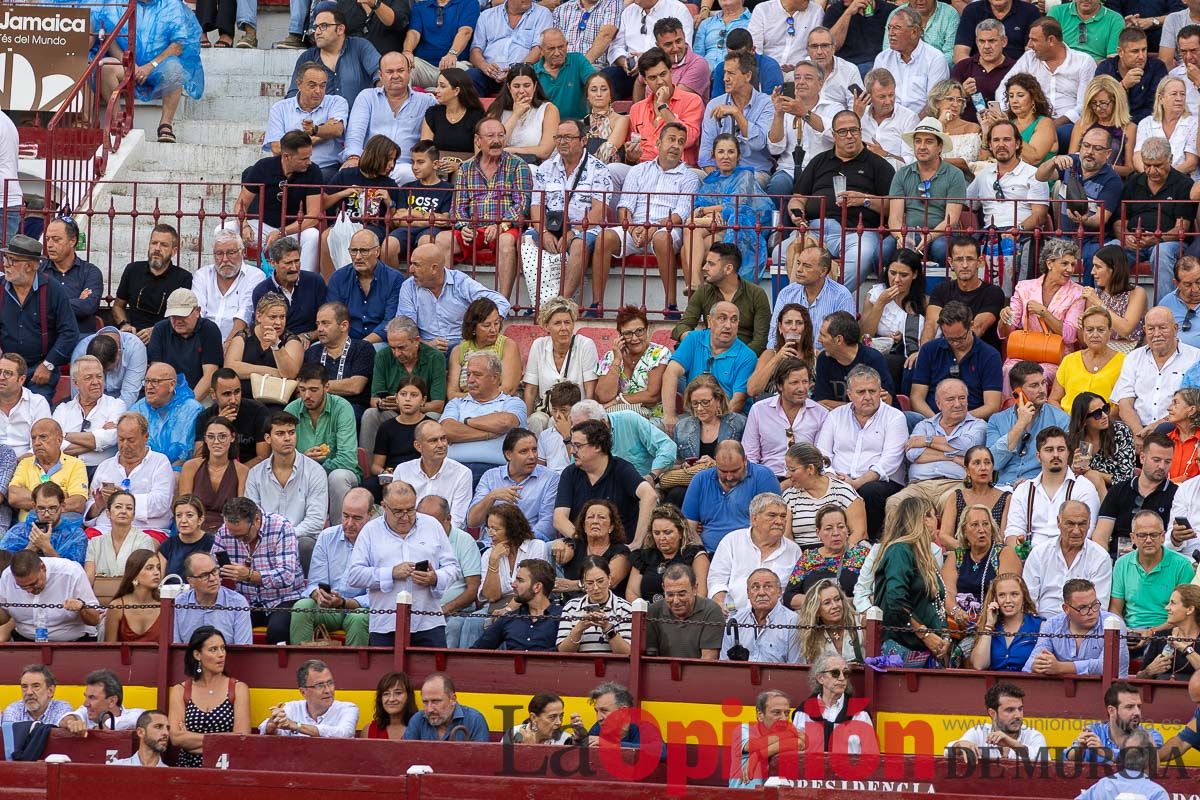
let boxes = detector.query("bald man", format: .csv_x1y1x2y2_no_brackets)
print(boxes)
886,377,988,515
326,229,403,343
128,362,205,467
1023,500,1114,618
7,419,89,517
661,301,758,436
681,440,782,552
1113,305,1200,441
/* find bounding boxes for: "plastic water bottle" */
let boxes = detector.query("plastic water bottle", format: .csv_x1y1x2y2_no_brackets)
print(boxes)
34,606,49,642
971,92,987,114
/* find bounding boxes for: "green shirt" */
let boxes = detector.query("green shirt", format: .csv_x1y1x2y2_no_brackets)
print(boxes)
671,278,772,355
888,1,959,64
1049,3,1123,60
284,393,361,479
371,342,448,402
889,160,967,232
535,53,597,121
1111,547,1198,630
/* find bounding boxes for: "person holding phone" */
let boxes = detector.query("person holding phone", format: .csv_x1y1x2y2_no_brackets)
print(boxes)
556,555,633,654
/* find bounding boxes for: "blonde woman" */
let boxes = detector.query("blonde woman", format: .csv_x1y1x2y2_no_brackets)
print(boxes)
522,296,598,433
941,504,1022,612
1134,76,1199,176
798,578,863,665
1049,306,1125,412
1068,75,1136,177
224,292,304,406
874,495,948,666
923,79,981,178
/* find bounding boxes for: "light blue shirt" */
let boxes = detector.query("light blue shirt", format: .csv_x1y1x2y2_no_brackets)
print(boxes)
766,279,856,351
444,526,483,602
609,410,678,477
343,88,437,170
264,94,350,168
1160,290,1200,350
987,402,1071,486
698,90,775,173
442,392,529,465
471,2,553,68
670,329,757,400
303,525,369,606
173,586,254,646
394,268,511,347
1076,773,1169,800
71,329,148,408
471,464,560,541
907,413,987,481
720,602,799,663
1022,611,1129,677
1078,720,1163,763
694,10,751,70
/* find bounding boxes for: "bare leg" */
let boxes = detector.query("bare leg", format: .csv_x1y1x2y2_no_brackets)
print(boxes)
434,229,457,270
593,230,620,310
99,64,123,104
159,88,182,127
319,226,335,278
561,231,586,301
495,232,517,299
652,230,677,309
380,234,402,269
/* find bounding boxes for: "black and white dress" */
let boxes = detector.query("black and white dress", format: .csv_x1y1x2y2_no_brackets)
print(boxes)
176,677,237,768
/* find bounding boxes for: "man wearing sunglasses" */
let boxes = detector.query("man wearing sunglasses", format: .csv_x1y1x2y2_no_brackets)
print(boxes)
1023,576,1127,676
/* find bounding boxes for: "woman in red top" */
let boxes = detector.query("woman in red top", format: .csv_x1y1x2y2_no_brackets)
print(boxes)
362,671,417,740
1166,388,1200,484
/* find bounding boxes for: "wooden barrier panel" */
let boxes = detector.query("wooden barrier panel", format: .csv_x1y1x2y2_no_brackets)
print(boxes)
47,764,409,800
40,729,138,764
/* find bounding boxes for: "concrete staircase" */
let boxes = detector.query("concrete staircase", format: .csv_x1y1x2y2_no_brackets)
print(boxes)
85,44,296,287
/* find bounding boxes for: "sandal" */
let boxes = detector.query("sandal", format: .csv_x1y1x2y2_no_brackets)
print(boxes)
157,123,176,143
215,37,233,47
200,36,212,48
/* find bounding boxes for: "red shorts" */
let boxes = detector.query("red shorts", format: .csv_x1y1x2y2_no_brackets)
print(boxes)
452,226,520,261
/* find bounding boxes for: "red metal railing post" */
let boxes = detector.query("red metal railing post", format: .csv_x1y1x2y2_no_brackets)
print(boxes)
155,596,175,712
627,598,646,707
1101,615,1121,687
394,592,412,673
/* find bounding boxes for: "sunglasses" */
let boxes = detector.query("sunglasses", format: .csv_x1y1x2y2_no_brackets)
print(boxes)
786,16,796,36
1087,406,1107,421
640,11,649,35
992,179,1006,201
1184,308,1195,333
578,9,590,30
1077,21,1088,45
917,179,932,199
824,668,848,679
436,6,444,26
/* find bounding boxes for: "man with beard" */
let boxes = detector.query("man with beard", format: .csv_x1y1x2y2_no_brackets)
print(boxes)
1096,27,1165,123
470,558,562,651
147,289,223,403
1094,433,1177,559
1024,575,1125,674
945,682,1047,759
403,673,489,741
886,117,965,268
192,369,270,466
987,361,1071,485
1003,426,1100,550
191,231,267,351
284,364,361,521
114,223,192,344
646,563,724,659
1070,681,1163,763
110,710,171,766
1035,127,1123,277
251,237,327,346
302,302,376,421
0,236,79,403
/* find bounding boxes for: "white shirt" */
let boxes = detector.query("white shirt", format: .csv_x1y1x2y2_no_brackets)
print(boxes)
556,591,634,652
748,0,824,71
478,538,552,600
86,529,160,577
1023,538,1113,617
1003,470,1100,549
815,402,908,484
866,283,925,342
0,557,99,640
109,752,167,767
769,102,840,175
1110,342,1200,426
0,111,23,209
792,695,873,754
708,529,802,610
1136,115,1200,178
393,457,474,530
0,388,51,455
531,153,613,224
1167,474,1200,559
86,450,177,533
191,264,268,341
258,699,359,738
52,394,127,467
720,602,800,663
607,0,693,63
967,160,1050,230
872,41,950,116
524,335,600,399
618,158,702,224
861,104,919,170
69,705,144,731
1000,46,1096,123
538,427,570,471
947,723,1048,759
1169,64,1200,118
346,513,461,634
819,57,865,110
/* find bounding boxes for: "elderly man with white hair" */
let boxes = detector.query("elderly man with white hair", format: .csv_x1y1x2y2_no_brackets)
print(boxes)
707,492,802,612
52,355,127,474
569,399,677,485
872,6,949,116
191,230,267,350
440,350,528,486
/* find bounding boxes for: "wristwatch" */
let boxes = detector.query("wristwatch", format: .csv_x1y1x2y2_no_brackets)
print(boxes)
657,103,669,112
863,198,871,208
924,434,933,447
1184,645,1196,656
41,360,54,372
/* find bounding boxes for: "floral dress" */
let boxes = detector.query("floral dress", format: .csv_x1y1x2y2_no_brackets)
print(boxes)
1098,288,1143,351
1085,421,1136,484
596,342,672,417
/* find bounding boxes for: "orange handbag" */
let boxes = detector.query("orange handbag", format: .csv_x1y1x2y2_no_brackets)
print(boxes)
1006,308,1064,365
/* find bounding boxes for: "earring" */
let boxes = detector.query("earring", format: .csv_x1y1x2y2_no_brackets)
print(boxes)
963,476,973,489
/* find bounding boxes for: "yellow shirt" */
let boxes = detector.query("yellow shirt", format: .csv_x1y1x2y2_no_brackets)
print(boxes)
11,454,90,521
1054,349,1125,413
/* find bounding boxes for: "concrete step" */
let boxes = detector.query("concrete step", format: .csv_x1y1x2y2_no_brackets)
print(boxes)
98,172,245,204
201,73,290,100
172,120,268,147
200,46,304,77
130,141,261,174
181,93,277,121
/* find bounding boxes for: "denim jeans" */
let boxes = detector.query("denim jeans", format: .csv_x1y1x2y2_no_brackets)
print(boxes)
289,0,310,35
2,206,20,244
237,0,256,28
1134,240,1184,302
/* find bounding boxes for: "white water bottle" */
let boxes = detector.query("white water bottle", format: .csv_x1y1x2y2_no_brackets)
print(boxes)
34,606,49,642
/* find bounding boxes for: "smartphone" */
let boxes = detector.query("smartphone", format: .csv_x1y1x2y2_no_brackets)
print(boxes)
1175,517,1190,528
318,582,332,593
101,481,115,492
1014,388,1029,405
374,391,391,399
414,560,431,572
986,100,1001,114
584,604,605,613
685,457,699,465
849,85,863,98
215,551,232,568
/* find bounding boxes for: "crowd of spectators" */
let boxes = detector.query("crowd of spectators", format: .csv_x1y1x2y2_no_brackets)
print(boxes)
7,0,1200,778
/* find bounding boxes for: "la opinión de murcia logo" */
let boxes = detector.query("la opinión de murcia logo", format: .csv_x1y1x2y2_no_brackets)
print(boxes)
0,12,86,33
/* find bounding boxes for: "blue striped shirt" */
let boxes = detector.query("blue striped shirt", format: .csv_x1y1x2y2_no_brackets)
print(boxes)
766,278,856,351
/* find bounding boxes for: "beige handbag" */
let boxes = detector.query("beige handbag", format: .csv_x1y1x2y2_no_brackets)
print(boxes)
92,577,124,607
251,373,298,404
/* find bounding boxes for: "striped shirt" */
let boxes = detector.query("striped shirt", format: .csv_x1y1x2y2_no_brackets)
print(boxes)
452,152,532,225
553,0,623,65
617,158,700,226
782,476,861,548
766,278,856,350
213,513,305,610
556,592,633,653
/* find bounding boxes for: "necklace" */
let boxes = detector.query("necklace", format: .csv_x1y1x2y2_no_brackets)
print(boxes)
1082,349,1105,373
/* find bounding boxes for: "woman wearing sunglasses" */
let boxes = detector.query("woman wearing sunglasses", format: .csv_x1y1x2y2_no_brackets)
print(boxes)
1067,391,1135,498
790,653,873,754
1165,388,1200,484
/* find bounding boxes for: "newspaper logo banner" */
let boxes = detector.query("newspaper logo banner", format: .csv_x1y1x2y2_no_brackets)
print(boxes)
0,6,90,112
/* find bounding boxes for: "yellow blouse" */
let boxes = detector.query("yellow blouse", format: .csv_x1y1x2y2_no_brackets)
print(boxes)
1055,349,1125,412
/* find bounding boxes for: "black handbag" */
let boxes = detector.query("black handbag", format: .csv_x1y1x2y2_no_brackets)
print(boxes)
1064,166,1089,217
725,617,750,662
545,157,587,236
